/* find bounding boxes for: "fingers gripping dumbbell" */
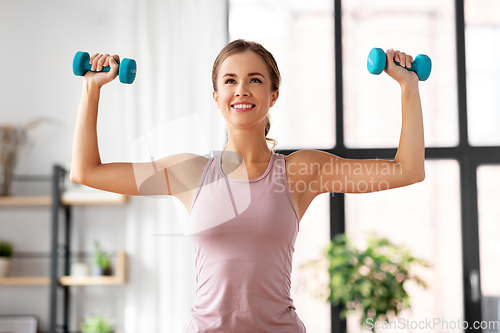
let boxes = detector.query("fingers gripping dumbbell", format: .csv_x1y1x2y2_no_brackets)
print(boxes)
72,51,137,84
367,48,432,81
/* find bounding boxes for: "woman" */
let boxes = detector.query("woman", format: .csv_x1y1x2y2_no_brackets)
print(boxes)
71,39,424,332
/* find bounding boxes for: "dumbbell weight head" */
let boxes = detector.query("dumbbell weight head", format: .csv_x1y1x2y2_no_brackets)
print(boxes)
367,47,431,81
118,58,137,84
72,51,137,84
412,54,432,81
367,48,387,75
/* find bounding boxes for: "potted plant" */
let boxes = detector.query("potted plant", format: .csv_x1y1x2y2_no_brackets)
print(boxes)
0,241,14,277
80,313,114,333
300,232,431,333
92,241,112,276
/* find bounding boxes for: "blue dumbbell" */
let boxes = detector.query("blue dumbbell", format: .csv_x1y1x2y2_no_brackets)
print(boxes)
72,51,137,84
367,47,431,81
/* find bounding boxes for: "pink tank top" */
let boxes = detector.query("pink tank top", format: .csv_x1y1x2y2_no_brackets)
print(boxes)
184,150,306,333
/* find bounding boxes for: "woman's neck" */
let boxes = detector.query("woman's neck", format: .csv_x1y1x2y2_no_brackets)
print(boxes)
224,138,271,164
223,121,272,164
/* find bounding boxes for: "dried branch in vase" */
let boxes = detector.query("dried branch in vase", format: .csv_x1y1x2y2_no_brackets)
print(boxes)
0,117,63,196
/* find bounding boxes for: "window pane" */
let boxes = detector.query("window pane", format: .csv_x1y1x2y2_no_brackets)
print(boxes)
345,160,463,333
229,0,335,149
465,0,500,146
343,0,458,148
293,193,331,333
477,165,500,324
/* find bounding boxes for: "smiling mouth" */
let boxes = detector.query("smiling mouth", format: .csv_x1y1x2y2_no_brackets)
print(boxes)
231,104,256,111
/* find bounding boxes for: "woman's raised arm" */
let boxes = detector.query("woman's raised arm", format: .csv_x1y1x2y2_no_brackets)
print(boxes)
68,53,144,195
285,48,425,195
70,53,208,198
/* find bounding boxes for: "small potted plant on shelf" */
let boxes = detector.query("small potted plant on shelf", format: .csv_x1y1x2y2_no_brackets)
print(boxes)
92,241,112,276
80,313,114,333
0,241,14,277
300,232,431,333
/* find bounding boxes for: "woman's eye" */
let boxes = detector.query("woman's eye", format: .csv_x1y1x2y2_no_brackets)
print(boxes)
224,78,261,84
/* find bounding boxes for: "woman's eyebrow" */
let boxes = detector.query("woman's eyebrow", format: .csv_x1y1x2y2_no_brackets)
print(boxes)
222,72,264,78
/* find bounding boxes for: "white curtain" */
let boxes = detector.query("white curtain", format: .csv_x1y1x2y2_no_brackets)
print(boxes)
116,1,227,332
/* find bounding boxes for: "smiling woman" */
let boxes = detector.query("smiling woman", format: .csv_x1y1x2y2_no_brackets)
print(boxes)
70,35,425,333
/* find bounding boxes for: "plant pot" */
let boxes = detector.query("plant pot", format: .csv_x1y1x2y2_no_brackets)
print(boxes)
0,257,12,277
91,265,102,276
91,265,112,276
71,262,90,277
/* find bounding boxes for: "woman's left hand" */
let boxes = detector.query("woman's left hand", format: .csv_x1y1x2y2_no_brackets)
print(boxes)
384,48,419,87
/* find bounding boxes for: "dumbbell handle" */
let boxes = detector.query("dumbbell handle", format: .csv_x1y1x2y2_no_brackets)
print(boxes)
394,60,415,71
82,61,112,73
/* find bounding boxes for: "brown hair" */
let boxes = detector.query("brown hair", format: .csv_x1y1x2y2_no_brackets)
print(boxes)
212,39,280,150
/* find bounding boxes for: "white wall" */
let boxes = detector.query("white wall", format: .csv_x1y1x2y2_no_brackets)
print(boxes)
0,1,130,331
0,0,133,175
0,0,228,332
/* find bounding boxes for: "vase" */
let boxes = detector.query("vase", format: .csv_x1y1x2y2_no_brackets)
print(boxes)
0,257,12,277
1,124,26,197
0,156,16,196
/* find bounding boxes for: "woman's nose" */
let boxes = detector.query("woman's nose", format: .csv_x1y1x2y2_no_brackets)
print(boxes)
235,83,250,96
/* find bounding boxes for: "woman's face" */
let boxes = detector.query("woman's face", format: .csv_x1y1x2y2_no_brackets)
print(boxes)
213,50,279,130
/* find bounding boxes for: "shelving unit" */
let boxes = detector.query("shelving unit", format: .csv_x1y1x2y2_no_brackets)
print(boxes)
1,164,129,333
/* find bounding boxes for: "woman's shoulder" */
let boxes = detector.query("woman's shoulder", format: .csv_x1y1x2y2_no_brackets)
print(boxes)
283,149,323,165
282,149,335,181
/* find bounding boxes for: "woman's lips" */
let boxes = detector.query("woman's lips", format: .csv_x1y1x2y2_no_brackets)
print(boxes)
231,105,255,112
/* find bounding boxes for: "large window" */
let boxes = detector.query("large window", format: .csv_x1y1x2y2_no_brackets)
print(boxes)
477,166,500,324
465,0,500,146
342,1,464,331
228,0,500,332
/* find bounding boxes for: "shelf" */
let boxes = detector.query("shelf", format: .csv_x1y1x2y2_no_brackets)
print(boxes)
60,250,127,286
0,251,127,286
62,191,128,205
0,196,51,206
0,192,128,206
0,277,50,285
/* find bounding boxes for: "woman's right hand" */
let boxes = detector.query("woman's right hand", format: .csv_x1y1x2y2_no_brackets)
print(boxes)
84,53,121,88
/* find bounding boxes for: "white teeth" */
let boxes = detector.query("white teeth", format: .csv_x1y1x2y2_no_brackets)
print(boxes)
232,104,254,109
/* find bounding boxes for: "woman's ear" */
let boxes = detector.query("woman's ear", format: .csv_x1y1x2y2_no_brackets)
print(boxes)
270,90,279,107
213,91,220,109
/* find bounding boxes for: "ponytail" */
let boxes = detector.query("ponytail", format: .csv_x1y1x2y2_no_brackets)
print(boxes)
265,115,278,151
